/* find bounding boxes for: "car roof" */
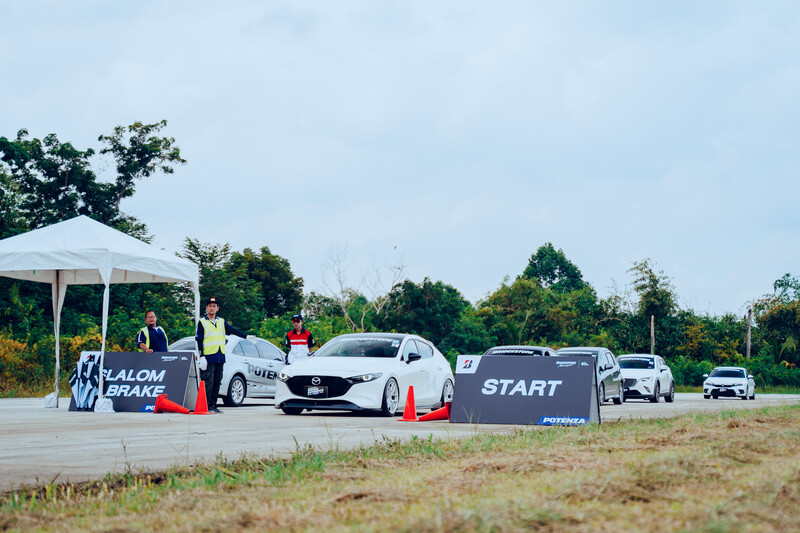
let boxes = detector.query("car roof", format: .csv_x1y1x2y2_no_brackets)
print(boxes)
556,347,606,355
713,366,746,371
618,354,659,359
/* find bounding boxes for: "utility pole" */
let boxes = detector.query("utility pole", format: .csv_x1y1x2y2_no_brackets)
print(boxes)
650,314,655,354
746,308,752,360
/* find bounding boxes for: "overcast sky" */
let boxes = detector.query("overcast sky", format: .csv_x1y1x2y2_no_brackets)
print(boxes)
2,1,799,316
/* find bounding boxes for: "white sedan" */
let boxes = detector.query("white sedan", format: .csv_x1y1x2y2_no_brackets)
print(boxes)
169,335,287,407
703,366,756,400
275,333,455,416
618,354,675,403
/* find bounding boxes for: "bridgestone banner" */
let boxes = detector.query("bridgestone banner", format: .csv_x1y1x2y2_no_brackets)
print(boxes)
69,351,198,412
450,355,600,425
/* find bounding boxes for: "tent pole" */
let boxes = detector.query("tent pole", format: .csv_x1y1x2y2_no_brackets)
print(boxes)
52,271,60,407
98,283,110,401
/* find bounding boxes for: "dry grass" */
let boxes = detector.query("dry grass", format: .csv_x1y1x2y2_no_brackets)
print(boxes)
3,406,800,532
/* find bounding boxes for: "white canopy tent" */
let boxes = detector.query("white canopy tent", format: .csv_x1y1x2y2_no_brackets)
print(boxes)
0,216,200,410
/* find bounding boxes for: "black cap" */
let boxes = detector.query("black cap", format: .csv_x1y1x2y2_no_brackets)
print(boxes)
205,297,220,307
291,314,303,321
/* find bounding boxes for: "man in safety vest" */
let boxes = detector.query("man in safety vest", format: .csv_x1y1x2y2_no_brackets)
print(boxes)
195,297,249,413
285,313,315,365
136,310,169,353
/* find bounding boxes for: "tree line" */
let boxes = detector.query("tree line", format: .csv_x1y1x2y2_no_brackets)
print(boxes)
1,123,798,394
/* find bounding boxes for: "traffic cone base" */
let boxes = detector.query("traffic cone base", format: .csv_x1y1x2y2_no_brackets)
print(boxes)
418,401,452,422
192,381,211,415
154,394,190,414
398,385,418,421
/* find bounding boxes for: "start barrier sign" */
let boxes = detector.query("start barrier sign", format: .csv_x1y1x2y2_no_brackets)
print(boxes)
450,355,601,425
69,351,198,412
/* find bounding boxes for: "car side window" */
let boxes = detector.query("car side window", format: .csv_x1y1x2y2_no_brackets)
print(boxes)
402,340,419,360
256,340,284,361
237,340,259,358
416,340,434,359
231,342,245,356
606,352,616,367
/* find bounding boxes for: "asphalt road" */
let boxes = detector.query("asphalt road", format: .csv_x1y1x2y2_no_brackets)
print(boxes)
2,393,799,492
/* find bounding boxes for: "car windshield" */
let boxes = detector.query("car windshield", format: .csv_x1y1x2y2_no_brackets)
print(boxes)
710,368,746,378
619,358,655,369
485,348,543,356
314,337,401,358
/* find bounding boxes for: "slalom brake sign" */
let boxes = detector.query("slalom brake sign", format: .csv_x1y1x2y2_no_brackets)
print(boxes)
450,355,600,425
69,351,198,412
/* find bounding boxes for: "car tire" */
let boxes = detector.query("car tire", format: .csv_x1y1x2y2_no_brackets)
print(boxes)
599,383,605,405
281,406,303,415
613,384,623,405
750,390,756,400
380,378,400,417
712,393,718,399
665,382,675,403
704,394,710,399
649,382,660,403
436,379,454,411
223,375,246,407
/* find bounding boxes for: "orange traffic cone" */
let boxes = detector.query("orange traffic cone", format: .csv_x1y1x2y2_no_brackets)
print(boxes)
153,394,190,414
192,381,211,415
418,401,452,422
398,385,418,421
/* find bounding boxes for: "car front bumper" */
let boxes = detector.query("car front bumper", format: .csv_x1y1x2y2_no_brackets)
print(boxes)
275,377,387,411
704,386,746,397
622,378,655,399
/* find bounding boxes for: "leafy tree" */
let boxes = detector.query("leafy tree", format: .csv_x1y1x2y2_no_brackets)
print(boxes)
226,247,304,318
627,259,681,354
178,239,263,331
522,243,587,293
773,273,800,302
375,278,477,353
97,120,185,218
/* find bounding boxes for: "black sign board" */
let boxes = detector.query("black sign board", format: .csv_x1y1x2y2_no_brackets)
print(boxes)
69,351,198,412
450,355,600,425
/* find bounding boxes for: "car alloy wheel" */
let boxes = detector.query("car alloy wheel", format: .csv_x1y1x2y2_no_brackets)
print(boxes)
381,378,399,417
437,379,454,410
224,375,246,407
665,382,675,403
650,382,660,403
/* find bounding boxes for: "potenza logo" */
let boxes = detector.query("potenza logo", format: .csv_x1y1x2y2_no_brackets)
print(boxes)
555,360,577,368
538,416,589,426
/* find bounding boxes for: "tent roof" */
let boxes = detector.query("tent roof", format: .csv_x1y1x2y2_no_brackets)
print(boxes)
0,216,198,285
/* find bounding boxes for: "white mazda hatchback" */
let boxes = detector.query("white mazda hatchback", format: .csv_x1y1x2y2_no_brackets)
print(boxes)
275,333,455,416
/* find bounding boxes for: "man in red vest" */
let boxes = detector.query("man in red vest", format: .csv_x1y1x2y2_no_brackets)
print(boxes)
285,313,315,364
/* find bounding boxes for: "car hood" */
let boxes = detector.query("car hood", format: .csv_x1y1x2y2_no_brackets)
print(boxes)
283,356,393,377
620,368,658,378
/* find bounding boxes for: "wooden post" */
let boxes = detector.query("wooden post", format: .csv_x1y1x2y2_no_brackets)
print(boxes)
746,308,752,360
650,314,655,354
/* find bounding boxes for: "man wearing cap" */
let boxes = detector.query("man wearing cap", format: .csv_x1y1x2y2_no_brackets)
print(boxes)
195,297,249,413
285,313,315,365
136,310,169,353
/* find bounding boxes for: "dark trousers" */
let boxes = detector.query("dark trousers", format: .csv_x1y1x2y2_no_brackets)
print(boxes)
201,363,224,408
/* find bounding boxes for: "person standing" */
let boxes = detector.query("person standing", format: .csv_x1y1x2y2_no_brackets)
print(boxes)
285,313,315,364
136,310,169,353
195,297,248,413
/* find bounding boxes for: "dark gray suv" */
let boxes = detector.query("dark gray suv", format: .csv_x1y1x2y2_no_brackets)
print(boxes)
556,346,624,404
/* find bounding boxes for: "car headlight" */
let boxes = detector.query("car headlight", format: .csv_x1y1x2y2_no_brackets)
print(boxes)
277,371,290,382
640,376,653,382
346,372,383,384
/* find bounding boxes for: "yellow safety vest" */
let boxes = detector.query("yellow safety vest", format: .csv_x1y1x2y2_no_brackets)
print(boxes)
138,326,168,352
200,317,226,355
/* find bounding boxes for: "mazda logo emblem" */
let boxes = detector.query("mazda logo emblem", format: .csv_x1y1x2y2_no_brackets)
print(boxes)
311,377,321,386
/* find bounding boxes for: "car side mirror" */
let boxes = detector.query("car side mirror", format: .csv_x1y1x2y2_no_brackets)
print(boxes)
702,373,709,378
660,367,667,372
407,353,422,364
308,350,317,356
748,374,754,379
